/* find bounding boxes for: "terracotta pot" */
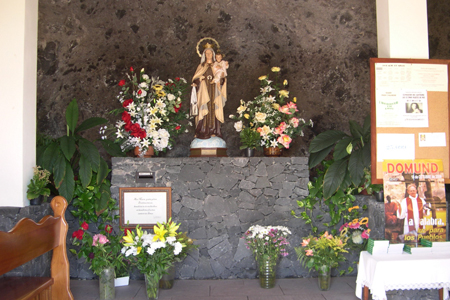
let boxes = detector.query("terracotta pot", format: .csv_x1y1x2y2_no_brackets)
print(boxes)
134,146,154,158
263,147,282,157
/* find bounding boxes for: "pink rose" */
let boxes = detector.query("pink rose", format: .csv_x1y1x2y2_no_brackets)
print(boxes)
290,117,299,128
277,134,292,148
92,234,109,246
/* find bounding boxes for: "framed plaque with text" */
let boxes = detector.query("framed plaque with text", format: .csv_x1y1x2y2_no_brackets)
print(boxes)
119,187,171,229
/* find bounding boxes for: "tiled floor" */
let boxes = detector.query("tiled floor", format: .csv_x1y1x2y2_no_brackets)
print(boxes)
70,276,360,300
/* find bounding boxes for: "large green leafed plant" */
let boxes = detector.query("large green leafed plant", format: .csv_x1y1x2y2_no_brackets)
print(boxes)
38,99,111,214
308,115,371,199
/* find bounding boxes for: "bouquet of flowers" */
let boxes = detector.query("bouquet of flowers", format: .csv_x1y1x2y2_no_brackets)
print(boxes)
26,165,51,200
71,222,125,276
243,225,291,259
121,219,196,281
101,67,190,156
339,216,370,251
296,231,348,273
230,67,312,150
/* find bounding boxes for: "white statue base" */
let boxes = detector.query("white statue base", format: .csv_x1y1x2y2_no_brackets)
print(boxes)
190,137,227,157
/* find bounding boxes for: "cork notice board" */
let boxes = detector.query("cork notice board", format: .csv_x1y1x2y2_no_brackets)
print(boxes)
370,58,450,184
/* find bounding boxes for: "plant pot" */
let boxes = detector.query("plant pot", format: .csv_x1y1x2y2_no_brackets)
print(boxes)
263,147,282,157
144,273,159,299
114,276,129,287
99,266,115,300
244,148,255,157
374,190,384,202
257,255,278,289
134,146,154,158
159,265,175,289
317,264,331,291
29,195,43,205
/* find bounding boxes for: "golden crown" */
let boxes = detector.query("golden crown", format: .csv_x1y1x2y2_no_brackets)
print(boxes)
203,43,214,49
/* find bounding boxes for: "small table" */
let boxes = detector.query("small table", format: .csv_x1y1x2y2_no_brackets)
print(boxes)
356,251,450,300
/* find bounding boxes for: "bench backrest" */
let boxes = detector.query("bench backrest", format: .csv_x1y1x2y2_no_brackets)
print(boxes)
0,196,74,299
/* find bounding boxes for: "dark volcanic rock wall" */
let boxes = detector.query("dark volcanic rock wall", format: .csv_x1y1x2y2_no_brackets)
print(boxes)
37,0,450,158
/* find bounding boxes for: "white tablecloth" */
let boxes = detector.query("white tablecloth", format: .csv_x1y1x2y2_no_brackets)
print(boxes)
356,251,450,300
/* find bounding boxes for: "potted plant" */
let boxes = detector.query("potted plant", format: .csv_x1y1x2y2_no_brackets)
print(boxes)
230,67,312,156
71,223,126,300
308,115,374,199
99,67,190,157
296,231,348,291
238,127,261,156
26,166,51,205
38,98,113,215
243,225,291,289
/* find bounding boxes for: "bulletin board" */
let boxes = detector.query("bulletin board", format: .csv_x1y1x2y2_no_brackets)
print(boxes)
370,58,450,184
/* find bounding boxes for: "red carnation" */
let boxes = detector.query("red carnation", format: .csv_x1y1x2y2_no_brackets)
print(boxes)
130,67,134,72
138,129,147,139
105,224,113,234
124,122,132,132
175,77,180,81
122,99,133,108
72,229,84,240
81,221,89,230
122,111,131,123
175,125,181,130
174,103,181,113
118,80,126,86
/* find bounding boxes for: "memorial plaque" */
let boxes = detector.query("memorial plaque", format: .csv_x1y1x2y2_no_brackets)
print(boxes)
119,187,171,229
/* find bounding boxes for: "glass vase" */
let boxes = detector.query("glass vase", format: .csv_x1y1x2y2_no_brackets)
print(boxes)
99,266,115,300
257,255,277,289
145,273,160,300
317,264,331,291
159,265,175,289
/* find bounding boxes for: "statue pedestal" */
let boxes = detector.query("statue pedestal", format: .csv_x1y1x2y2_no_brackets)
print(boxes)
190,137,227,157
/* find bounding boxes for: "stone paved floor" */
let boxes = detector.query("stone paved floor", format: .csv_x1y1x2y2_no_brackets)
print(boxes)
70,277,360,300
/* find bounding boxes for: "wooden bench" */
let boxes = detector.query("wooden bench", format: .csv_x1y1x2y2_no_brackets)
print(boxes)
0,196,74,300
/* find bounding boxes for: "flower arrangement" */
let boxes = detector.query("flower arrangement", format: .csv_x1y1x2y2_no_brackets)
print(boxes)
243,225,291,259
101,67,190,155
121,219,196,280
71,222,126,276
230,67,312,150
26,166,51,200
339,214,370,252
296,231,348,274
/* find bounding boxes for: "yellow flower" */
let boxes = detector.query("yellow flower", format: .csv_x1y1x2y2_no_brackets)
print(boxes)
153,84,163,91
272,103,280,110
122,234,135,247
157,90,166,97
244,114,250,119
360,217,369,225
348,205,360,212
136,246,142,254
293,97,297,103
165,219,180,237
271,67,281,72
340,227,348,237
258,75,267,80
351,218,359,224
283,79,288,85
279,90,289,98
153,224,168,242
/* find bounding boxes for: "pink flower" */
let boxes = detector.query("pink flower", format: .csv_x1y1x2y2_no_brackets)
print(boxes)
301,238,310,247
92,234,109,246
339,223,348,232
274,122,287,135
277,134,292,148
290,117,299,128
305,249,314,256
349,222,360,229
361,230,370,239
286,102,298,111
322,231,333,239
278,105,291,115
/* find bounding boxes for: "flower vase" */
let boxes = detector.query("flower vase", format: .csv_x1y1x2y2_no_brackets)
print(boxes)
317,265,331,291
263,147,282,157
99,267,115,300
134,146,154,158
159,265,175,289
257,256,277,289
144,273,160,300
244,148,255,157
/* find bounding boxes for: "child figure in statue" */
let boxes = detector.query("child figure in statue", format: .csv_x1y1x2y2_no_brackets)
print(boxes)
212,52,228,87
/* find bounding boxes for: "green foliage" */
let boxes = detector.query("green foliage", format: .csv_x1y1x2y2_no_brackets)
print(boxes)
37,99,110,214
239,127,261,150
26,166,51,200
308,115,372,199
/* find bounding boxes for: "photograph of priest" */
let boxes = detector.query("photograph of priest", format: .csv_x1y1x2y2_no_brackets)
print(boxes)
397,183,431,236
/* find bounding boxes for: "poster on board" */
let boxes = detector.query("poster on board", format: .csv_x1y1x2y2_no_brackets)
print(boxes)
383,159,447,246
